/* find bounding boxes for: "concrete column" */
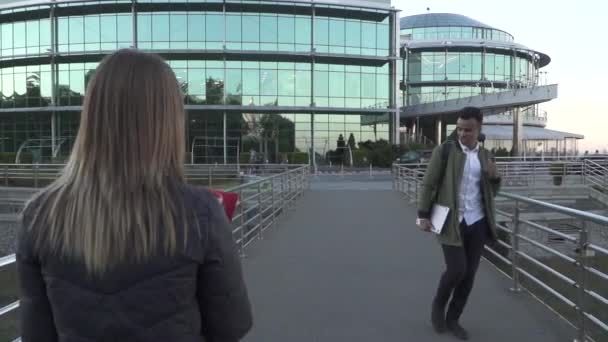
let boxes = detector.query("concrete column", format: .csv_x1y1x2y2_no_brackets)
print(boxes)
311,113,316,172
512,107,523,156
132,0,137,48
389,10,399,146
51,111,56,158
223,112,227,164
435,118,443,144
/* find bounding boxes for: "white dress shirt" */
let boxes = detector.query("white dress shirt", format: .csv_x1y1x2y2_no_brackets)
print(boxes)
458,140,485,226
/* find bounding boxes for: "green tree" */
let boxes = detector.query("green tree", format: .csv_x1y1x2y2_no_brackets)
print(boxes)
259,113,295,161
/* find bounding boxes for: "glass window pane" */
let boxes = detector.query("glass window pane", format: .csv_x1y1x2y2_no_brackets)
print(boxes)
2,24,13,54
295,69,310,97
188,68,205,96
226,15,241,42
206,13,223,43
472,53,482,76
243,69,259,95
152,14,169,42
278,69,295,96
242,14,259,43
14,71,26,96
117,14,132,46
361,22,375,49
13,22,25,48
170,14,187,42
328,71,344,98
446,52,459,76
314,70,328,97
377,23,388,50
377,74,388,99
345,72,360,98
2,72,14,97
186,14,203,44
84,15,100,44
460,52,472,77
314,18,328,46
260,15,277,43
225,68,242,95
70,69,84,95
295,16,310,47
485,54,495,79
361,73,375,98
205,68,223,104
40,71,51,99
136,14,150,43
345,20,360,47
69,17,84,45
278,16,295,44
260,69,277,96
329,19,344,47
495,55,505,80
26,20,39,47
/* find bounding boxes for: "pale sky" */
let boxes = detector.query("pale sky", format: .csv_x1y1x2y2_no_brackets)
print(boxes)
393,0,608,152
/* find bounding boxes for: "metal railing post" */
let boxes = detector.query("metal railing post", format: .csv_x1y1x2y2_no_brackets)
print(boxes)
575,220,589,342
239,188,246,258
4,165,8,186
298,169,303,195
271,176,276,223
415,172,420,204
34,164,39,188
208,166,212,187
510,200,522,292
582,160,586,185
604,165,607,189
407,171,412,199
257,182,263,239
281,173,285,209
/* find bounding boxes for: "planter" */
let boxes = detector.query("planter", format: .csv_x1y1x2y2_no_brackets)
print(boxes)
549,162,565,186
553,176,563,186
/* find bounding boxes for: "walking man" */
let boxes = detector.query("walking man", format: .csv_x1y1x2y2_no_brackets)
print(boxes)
416,106,501,340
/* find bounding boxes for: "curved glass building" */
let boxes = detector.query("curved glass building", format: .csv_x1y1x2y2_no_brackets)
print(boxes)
0,0,399,163
399,13,582,155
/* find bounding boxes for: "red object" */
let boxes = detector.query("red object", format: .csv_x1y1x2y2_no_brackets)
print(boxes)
210,190,240,222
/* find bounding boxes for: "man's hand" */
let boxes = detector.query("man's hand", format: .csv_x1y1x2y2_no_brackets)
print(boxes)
417,218,434,232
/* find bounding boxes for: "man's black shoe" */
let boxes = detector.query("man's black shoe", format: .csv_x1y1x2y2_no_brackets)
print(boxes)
431,304,447,333
447,321,469,340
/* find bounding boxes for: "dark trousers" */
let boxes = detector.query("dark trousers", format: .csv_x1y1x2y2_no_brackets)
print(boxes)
433,218,488,323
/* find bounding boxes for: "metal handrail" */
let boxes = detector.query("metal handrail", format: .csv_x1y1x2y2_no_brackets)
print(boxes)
392,164,608,342
394,159,608,188
0,165,310,340
0,163,306,188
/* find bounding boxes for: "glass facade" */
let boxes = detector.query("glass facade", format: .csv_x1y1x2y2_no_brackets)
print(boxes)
0,111,79,160
400,26,513,42
405,51,536,105
0,1,396,162
401,22,538,106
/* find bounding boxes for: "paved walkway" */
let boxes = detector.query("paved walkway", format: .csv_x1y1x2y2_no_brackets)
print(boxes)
241,176,572,342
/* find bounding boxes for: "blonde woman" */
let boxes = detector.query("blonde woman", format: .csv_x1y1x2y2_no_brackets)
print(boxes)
17,49,252,342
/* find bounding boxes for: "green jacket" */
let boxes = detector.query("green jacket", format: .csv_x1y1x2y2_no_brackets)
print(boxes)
417,141,501,246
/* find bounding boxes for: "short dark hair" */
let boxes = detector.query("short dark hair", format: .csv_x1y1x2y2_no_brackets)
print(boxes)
458,106,483,124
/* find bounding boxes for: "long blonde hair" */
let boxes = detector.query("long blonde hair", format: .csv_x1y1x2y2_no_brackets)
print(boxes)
24,49,189,275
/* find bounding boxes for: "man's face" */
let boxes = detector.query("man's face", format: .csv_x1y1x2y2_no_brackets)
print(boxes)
456,118,481,149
